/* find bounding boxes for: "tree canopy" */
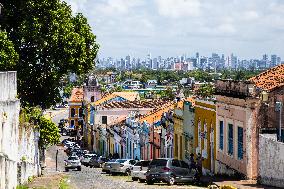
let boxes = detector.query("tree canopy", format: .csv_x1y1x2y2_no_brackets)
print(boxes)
1,0,99,108
0,31,18,70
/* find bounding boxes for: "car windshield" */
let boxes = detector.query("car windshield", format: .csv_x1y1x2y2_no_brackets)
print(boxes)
149,159,168,167
116,159,127,163
68,156,78,161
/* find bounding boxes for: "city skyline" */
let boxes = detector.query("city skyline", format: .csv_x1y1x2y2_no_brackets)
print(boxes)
65,0,284,59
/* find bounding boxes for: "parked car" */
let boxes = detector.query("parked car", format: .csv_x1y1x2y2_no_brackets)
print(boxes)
102,159,118,173
81,154,97,166
145,158,198,186
65,156,81,172
89,156,109,168
109,159,136,175
131,160,151,182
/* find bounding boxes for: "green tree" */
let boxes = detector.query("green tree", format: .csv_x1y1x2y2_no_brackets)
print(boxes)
1,0,99,108
0,31,18,70
196,83,215,98
38,116,60,147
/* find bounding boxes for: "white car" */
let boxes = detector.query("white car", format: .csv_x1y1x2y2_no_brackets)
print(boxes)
131,160,151,182
81,154,97,166
109,159,136,175
65,156,81,171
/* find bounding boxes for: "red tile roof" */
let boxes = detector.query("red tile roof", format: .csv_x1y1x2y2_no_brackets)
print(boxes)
249,64,284,91
69,88,83,102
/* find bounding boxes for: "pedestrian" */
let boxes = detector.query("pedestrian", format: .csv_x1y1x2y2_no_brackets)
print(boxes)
189,153,195,170
135,156,139,161
196,153,203,177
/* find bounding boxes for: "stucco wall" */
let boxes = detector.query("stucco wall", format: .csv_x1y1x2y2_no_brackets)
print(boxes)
259,134,284,188
215,95,260,179
0,72,20,189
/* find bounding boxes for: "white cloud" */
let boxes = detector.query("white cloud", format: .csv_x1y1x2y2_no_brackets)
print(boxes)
155,0,201,18
63,0,284,59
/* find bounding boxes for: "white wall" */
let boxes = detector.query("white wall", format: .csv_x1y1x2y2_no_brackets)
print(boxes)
0,72,20,189
259,134,284,188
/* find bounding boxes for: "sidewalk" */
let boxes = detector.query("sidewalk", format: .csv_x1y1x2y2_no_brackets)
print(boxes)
202,176,280,189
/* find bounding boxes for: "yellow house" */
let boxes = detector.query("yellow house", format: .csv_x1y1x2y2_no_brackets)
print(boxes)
68,88,84,129
194,99,216,174
173,101,184,160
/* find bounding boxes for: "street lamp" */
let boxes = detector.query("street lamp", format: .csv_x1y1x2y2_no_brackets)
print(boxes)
275,101,282,141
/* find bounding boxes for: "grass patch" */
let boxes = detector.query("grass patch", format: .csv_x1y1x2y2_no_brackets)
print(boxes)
59,176,70,189
16,185,29,189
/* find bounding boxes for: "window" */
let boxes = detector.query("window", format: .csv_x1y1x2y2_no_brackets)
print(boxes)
71,108,75,117
171,159,181,167
238,127,243,160
219,121,224,150
228,123,234,156
91,96,95,102
102,116,107,124
179,136,182,159
79,108,83,117
70,120,75,126
180,161,189,168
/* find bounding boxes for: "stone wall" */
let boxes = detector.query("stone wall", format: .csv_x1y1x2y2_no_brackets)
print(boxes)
258,134,284,188
0,72,20,189
18,125,41,185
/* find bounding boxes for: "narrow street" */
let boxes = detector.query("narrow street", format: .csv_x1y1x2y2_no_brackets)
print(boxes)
43,108,205,189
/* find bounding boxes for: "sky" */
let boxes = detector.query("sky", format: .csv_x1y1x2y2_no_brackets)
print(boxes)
64,0,284,59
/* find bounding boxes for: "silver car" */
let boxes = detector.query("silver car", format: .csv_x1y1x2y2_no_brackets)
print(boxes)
102,159,117,173
131,160,151,182
65,156,81,171
109,159,136,175
81,154,97,166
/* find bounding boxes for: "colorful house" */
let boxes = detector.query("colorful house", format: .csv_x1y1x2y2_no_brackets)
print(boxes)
194,99,216,175
215,80,259,179
173,100,184,160
182,97,195,160
68,88,84,129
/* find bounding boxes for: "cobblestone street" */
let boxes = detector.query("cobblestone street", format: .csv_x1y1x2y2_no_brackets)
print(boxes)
67,164,205,189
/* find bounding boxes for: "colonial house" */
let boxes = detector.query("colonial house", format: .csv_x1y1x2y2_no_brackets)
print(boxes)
215,80,260,179
214,64,284,180
194,98,216,175
68,87,84,129
173,100,184,160
182,97,195,160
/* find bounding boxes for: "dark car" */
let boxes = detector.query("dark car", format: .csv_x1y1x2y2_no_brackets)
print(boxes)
145,158,198,186
89,156,109,168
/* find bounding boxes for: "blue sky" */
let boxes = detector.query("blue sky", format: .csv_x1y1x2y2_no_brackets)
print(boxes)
65,0,284,59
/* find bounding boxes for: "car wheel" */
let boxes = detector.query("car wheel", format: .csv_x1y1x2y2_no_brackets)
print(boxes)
125,169,131,176
111,172,117,176
132,177,138,181
139,179,146,183
77,167,81,171
167,176,175,186
146,181,154,185
65,168,69,172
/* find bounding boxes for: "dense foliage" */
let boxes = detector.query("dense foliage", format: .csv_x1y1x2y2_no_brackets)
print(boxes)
1,0,99,108
38,116,60,147
0,31,18,70
19,106,60,147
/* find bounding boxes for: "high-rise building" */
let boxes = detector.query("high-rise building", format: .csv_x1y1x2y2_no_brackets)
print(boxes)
271,55,277,67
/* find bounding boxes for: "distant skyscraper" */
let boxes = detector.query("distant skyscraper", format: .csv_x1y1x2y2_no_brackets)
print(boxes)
271,55,277,67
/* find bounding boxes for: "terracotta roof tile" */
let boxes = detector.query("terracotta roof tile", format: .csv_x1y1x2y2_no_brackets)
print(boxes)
249,64,284,91
69,88,83,102
139,101,175,124
92,92,140,106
